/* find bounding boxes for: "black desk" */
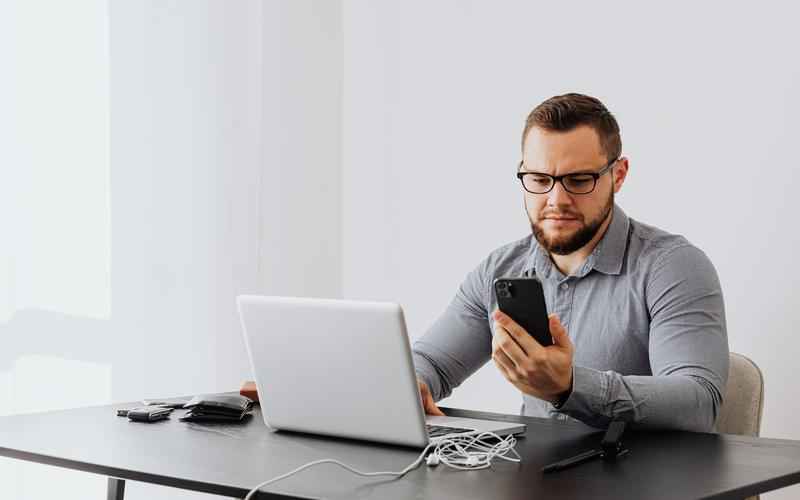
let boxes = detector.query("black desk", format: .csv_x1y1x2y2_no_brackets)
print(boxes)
2,400,800,499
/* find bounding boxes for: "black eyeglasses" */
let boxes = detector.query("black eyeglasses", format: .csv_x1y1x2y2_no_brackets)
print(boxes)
516,158,619,195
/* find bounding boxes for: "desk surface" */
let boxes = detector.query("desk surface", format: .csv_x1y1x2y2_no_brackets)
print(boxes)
2,400,800,499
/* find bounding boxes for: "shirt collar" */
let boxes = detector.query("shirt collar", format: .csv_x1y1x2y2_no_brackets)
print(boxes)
524,203,630,278
590,203,629,275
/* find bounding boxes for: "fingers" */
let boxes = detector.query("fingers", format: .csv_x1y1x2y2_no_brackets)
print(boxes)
492,347,516,381
492,309,544,356
418,380,445,416
492,334,518,374
491,313,574,401
548,314,573,350
493,325,527,367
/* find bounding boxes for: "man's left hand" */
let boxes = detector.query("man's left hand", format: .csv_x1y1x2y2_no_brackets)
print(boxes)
491,310,574,404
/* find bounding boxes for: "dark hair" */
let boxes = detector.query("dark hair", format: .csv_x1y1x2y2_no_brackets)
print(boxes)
522,93,621,162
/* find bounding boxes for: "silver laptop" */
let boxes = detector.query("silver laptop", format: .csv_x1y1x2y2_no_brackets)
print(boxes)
237,295,525,447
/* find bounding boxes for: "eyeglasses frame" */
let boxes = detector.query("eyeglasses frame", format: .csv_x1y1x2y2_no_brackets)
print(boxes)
516,157,620,195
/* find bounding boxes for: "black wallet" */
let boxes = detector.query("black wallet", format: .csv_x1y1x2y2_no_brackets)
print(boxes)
180,394,254,423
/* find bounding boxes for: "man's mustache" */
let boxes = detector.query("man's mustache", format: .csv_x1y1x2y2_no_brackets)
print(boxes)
539,210,583,221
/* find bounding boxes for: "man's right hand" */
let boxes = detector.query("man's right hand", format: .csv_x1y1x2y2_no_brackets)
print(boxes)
417,379,445,416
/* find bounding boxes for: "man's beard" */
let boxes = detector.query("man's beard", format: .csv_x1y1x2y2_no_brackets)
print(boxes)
529,191,614,256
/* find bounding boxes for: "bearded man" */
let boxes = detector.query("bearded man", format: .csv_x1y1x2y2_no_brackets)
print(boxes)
412,93,728,432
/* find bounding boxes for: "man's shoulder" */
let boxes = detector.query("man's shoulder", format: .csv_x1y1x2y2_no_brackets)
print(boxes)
630,217,687,246
455,235,533,305
628,217,714,275
475,234,534,277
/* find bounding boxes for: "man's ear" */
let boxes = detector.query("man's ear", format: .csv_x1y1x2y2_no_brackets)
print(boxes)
612,157,629,193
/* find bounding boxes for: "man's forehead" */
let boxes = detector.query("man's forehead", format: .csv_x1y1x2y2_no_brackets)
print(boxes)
522,125,606,167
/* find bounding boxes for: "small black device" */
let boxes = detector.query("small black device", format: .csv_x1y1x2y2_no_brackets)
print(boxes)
493,277,552,346
541,420,629,473
600,420,627,461
118,406,173,422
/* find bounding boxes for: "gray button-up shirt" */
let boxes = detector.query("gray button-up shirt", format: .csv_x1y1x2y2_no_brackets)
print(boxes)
412,204,728,432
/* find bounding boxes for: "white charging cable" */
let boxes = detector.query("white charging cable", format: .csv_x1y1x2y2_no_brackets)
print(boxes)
243,431,520,499
426,431,521,470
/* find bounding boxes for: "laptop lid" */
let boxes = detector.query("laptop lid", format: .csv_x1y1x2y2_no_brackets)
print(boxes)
237,295,431,447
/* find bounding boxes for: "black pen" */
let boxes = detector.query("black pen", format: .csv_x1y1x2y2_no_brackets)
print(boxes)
541,448,603,473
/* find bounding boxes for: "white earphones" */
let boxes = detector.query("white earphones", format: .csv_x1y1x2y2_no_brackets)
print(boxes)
425,431,521,470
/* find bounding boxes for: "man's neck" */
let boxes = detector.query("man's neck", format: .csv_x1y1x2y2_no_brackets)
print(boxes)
550,211,614,277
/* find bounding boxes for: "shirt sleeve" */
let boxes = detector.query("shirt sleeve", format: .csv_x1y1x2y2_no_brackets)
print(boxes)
556,244,729,432
412,259,494,402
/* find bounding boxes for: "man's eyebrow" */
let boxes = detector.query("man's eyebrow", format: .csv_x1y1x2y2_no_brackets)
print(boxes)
518,167,597,175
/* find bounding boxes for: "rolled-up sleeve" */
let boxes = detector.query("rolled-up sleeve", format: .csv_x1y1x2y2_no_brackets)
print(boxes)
557,245,729,432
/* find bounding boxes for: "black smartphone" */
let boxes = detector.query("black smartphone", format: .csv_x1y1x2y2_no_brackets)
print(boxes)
493,277,552,346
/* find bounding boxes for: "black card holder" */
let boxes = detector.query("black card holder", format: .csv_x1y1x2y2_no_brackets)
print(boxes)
180,394,253,423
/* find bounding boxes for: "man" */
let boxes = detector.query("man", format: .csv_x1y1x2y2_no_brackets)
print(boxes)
412,93,728,432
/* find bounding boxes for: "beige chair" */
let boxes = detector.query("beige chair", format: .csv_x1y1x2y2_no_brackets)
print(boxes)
717,352,764,437
716,352,764,500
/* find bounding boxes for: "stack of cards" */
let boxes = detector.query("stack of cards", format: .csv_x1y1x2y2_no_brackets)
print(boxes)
179,394,254,423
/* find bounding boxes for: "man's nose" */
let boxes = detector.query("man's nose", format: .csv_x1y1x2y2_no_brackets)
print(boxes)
547,180,573,207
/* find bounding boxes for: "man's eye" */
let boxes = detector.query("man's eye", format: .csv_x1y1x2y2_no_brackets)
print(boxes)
530,175,551,185
566,176,593,185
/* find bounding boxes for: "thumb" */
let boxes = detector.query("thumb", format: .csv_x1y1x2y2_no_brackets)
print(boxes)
548,314,572,350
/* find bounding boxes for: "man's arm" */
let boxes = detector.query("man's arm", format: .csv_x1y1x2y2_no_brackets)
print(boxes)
412,260,494,402
556,245,729,432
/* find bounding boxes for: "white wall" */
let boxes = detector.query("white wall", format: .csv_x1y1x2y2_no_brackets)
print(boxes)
1,0,114,497
342,2,800,499
1,1,341,499
260,0,343,299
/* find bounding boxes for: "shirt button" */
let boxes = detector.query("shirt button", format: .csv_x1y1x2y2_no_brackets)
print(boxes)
560,282,569,290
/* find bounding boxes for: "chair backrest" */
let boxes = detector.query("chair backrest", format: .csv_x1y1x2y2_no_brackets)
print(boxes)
716,352,764,437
